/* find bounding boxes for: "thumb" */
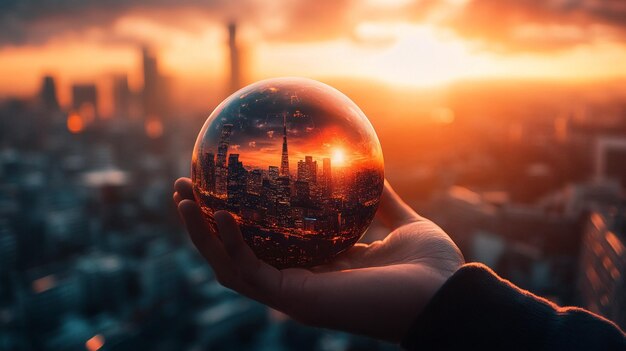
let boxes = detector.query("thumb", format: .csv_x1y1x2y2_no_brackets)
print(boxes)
376,179,421,229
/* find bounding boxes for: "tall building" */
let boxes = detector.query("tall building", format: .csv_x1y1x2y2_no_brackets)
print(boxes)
40,76,59,111
228,22,241,93
247,169,263,195
142,46,163,118
112,74,131,118
577,210,626,330
227,154,247,206
202,152,216,193
297,156,317,184
280,114,290,177
215,124,233,196
268,166,279,180
72,84,98,119
322,158,332,197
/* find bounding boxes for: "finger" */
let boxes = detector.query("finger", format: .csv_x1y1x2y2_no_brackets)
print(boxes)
177,200,236,280
214,210,284,300
214,211,259,267
375,179,422,230
173,192,183,205
174,177,194,201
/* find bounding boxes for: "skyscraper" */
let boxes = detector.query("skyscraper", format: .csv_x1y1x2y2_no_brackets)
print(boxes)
142,47,160,118
112,74,131,118
72,84,98,120
227,154,247,206
297,156,317,184
202,152,216,193
322,158,332,197
280,114,290,177
40,76,59,111
228,22,240,93
215,124,233,196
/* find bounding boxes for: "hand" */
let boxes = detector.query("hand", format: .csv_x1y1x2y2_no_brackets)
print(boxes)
174,177,464,342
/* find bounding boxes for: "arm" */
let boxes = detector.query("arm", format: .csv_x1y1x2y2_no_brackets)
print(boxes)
402,263,626,350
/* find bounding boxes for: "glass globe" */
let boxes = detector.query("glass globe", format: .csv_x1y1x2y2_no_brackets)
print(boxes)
192,77,384,268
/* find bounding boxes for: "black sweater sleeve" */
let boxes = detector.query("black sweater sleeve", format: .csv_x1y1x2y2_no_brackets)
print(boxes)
401,263,625,351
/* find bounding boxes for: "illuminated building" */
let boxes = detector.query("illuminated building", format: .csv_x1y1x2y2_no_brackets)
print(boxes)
202,152,216,192
268,166,279,180
297,156,317,184
227,153,247,207
578,210,626,330
215,124,233,196
322,158,332,197
294,180,311,206
247,169,263,195
280,114,290,177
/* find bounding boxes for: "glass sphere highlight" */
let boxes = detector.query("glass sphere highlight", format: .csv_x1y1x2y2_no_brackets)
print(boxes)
192,77,384,268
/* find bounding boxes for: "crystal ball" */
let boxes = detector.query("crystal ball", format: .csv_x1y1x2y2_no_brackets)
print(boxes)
192,77,384,268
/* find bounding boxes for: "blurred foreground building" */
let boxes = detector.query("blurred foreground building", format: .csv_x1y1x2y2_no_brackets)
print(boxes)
578,210,626,329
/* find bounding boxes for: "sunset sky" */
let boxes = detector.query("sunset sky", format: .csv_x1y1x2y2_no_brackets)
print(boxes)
1,0,626,113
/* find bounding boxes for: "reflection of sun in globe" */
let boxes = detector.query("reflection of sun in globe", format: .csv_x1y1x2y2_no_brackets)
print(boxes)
331,148,346,166
192,77,384,268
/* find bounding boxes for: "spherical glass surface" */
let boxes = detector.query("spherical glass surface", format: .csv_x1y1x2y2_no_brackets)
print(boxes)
192,77,384,268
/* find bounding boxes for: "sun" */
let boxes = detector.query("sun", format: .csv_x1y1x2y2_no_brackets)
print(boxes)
331,148,346,166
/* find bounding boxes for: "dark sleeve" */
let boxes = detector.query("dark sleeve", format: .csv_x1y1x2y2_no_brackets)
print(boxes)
401,263,626,351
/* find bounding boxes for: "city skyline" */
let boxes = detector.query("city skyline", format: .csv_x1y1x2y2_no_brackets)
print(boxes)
192,78,384,268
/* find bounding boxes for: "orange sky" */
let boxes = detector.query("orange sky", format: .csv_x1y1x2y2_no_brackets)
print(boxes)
1,0,626,113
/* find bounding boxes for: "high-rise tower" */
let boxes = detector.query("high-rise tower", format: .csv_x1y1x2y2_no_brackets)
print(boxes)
40,75,59,111
280,114,290,177
215,124,233,196
228,22,240,93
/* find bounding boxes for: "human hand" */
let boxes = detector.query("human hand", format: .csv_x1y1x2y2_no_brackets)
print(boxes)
174,177,464,342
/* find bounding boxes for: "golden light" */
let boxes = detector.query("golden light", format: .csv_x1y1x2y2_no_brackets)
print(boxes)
85,334,105,351
431,107,455,124
145,118,164,138
331,148,346,166
67,113,85,134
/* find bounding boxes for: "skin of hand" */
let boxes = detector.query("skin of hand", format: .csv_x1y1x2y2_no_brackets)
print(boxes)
173,177,464,342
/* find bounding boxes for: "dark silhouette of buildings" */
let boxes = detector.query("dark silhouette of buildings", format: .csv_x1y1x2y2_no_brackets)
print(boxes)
39,76,59,111
112,74,131,118
71,84,97,118
142,47,159,118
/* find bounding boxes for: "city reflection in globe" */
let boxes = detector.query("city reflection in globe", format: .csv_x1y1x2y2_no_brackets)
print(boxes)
192,78,384,268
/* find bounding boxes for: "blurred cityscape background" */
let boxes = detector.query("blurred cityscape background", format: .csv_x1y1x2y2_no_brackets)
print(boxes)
1,1,626,350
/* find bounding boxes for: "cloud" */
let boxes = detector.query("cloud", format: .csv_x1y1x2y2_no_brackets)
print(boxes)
248,141,256,147
441,0,626,52
2,0,626,52
0,0,356,47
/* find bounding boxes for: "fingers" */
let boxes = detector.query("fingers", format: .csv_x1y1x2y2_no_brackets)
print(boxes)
215,211,259,268
214,211,284,301
173,192,183,205
375,179,422,230
174,177,194,201
177,200,235,280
